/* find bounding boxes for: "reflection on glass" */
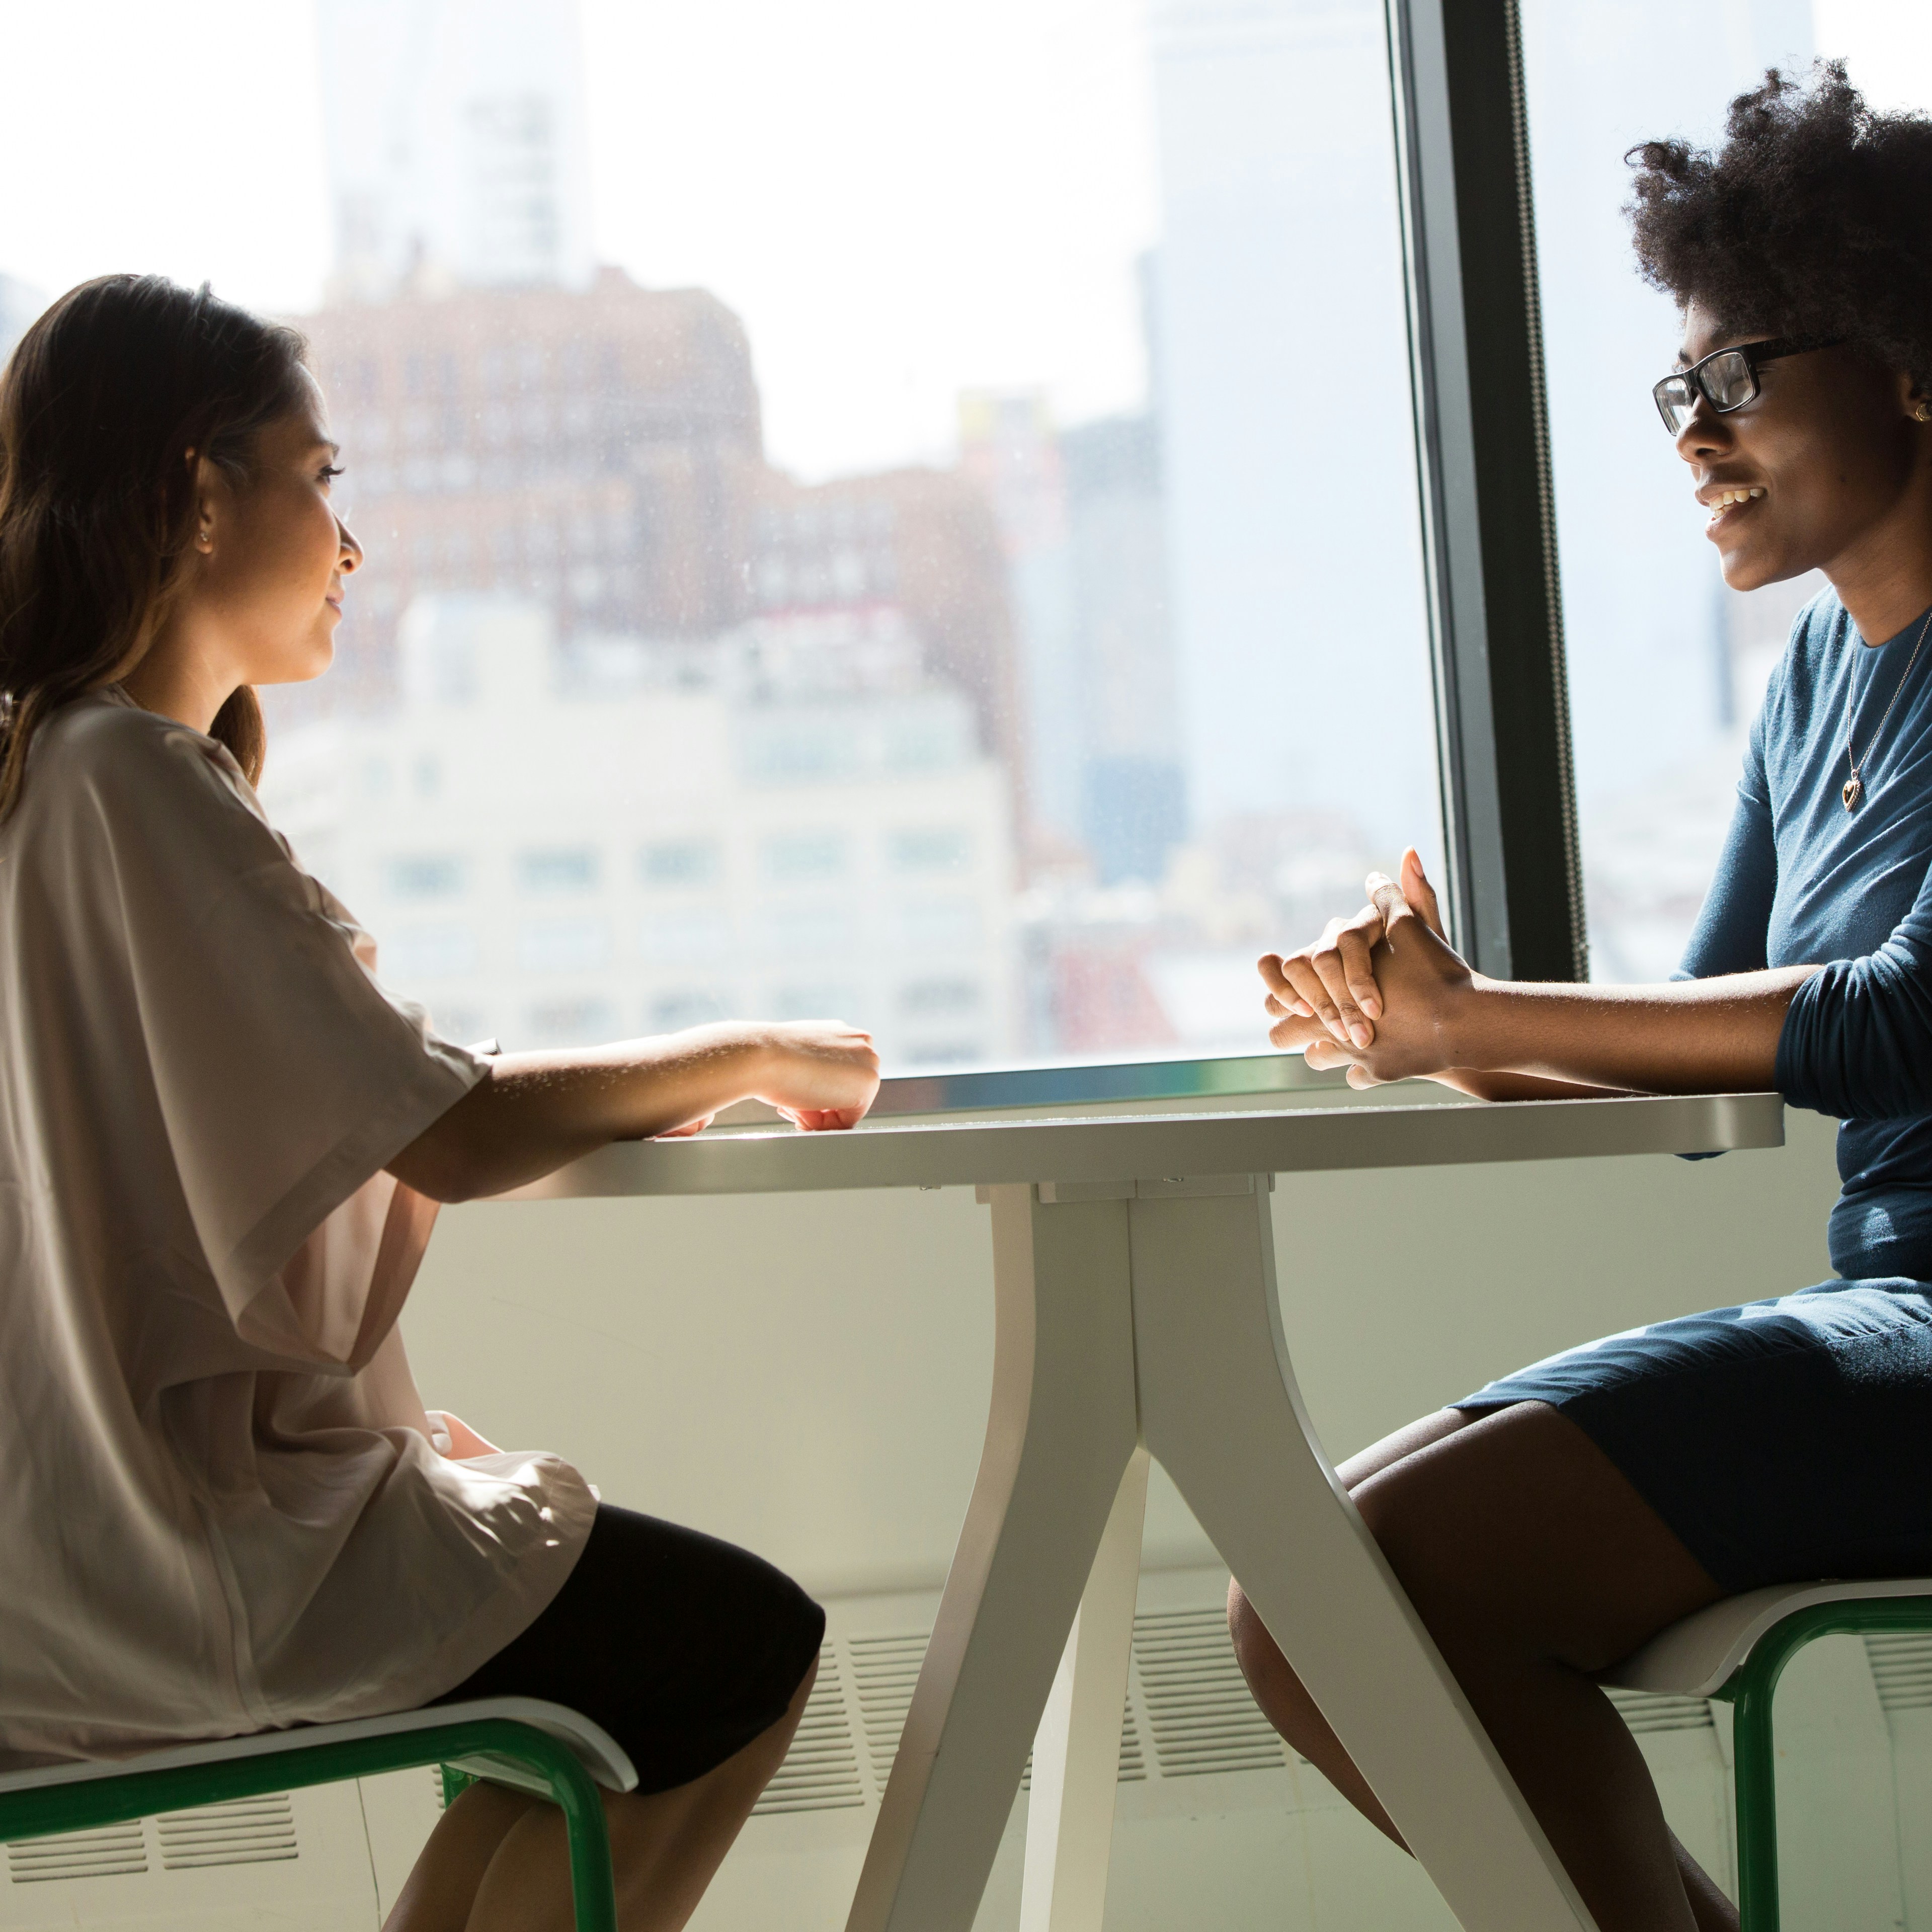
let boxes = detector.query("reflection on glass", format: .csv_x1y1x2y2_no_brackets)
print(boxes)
0,0,1441,1074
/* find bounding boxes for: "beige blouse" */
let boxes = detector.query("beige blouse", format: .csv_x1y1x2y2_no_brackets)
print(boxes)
0,691,595,1768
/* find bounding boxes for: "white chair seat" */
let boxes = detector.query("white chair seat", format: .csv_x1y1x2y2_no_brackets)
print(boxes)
1605,1578,1932,1699
0,1697,637,1799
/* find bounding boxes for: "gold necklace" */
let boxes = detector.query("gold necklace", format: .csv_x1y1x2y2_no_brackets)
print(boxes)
1843,606,1932,810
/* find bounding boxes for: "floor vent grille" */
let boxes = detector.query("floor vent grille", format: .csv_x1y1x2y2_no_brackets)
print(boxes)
849,1632,928,1785
1132,1607,1286,1778
155,1793,298,1869
756,1649,864,1815
1604,1689,1716,1737
6,1822,148,1884
1866,1631,1932,1713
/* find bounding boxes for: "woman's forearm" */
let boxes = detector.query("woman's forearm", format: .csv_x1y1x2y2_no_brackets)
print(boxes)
387,1019,889,1203
390,1026,775,1202
1443,967,1820,1094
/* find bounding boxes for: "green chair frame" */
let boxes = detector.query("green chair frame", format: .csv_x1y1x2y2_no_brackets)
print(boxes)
0,1707,621,1932
1611,1579,1932,1932
1710,1594,1932,1932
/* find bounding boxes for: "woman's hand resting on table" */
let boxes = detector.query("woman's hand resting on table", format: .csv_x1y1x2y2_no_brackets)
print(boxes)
1259,853,1475,1087
1257,850,1798,1101
645,1020,881,1136
746,1019,882,1132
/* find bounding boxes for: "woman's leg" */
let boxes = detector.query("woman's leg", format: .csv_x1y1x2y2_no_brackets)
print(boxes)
1227,1402,1735,1932
383,1655,818,1932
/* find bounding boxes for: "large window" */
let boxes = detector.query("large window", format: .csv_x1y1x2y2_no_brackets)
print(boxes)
1522,0,1926,981
0,0,1442,1076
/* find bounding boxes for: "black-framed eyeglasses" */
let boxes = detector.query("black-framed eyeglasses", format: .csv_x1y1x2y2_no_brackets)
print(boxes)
1651,334,1846,436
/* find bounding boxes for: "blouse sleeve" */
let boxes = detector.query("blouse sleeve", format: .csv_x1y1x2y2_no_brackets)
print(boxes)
70,707,486,1357
1776,854,1932,1119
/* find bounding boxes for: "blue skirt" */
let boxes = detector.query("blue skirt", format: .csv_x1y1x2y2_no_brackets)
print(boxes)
1454,1279,1932,1594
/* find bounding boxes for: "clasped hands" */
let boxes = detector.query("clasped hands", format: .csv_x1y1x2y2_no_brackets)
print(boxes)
1258,847,1480,1087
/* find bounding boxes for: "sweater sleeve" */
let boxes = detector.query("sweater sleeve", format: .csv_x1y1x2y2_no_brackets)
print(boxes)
1676,705,1776,982
1777,852,1932,1119
1674,790,1776,980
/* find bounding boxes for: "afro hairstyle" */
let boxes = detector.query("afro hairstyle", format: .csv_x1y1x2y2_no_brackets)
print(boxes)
1626,59,1932,391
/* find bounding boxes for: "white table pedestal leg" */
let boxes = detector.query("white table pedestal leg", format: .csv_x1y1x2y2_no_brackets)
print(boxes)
1020,1446,1149,1932
845,1185,1140,1932
1128,1180,1600,1932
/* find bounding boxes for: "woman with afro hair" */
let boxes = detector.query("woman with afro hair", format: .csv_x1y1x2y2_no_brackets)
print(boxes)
1233,61,1932,1932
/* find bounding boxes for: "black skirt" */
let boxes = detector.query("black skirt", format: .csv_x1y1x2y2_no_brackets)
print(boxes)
430,1503,825,1795
1454,1278,1932,1594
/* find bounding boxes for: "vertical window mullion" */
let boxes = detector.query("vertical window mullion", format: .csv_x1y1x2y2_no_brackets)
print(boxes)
1386,0,1585,983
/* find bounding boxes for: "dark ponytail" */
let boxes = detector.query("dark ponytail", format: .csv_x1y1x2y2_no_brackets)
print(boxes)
0,275,310,819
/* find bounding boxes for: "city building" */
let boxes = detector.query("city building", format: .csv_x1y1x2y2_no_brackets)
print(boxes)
956,392,1082,852
1061,411,1185,884
1148,0,1438,853
316,0,596,302
952,395,1185,884
745,463,1024,811
300,270,766,708
261,596,1019,1069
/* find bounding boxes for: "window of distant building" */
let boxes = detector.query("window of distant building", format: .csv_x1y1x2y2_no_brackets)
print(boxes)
649,990,728,1031
903,1037,980,1069
770,983,860,1021
758,903,855,954
525,996,617,1047
386,854,466,899
519,847,600,893
893,898,981,950
640,839,722,888
383,924,479,979
635,908,733,964
900,976,981,1017
889,828,973,874
517,917,610,972
760,832,849,884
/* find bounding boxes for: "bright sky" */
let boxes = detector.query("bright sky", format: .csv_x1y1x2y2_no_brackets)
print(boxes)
0,1,1924,479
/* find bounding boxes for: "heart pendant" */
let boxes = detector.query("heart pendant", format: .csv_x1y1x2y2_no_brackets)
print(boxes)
1844,775,1864,810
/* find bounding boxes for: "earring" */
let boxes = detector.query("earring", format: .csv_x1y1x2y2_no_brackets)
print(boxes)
1917,401,1932,423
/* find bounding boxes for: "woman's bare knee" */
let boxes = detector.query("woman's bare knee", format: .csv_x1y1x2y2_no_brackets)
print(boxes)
1351,1402,1722,1669
1228,1583,1323,1747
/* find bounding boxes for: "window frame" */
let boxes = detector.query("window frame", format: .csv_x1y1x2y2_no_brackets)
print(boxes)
1387,0,1585,983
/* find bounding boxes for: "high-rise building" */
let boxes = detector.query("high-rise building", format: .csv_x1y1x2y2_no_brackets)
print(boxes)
261,597,1019,1066
1061,412,1184,884
316,0,596,301
746,465,1024,802
956,392,1082,853
952,394,1186,881
1148,0,1436,853
300,269,766,708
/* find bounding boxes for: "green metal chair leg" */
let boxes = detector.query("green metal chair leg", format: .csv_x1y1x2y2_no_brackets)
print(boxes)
1713,1594,1932,1932
0,1717,619,1932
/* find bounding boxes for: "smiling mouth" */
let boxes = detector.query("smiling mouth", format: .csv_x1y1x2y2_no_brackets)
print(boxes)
1705,486,1765,531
